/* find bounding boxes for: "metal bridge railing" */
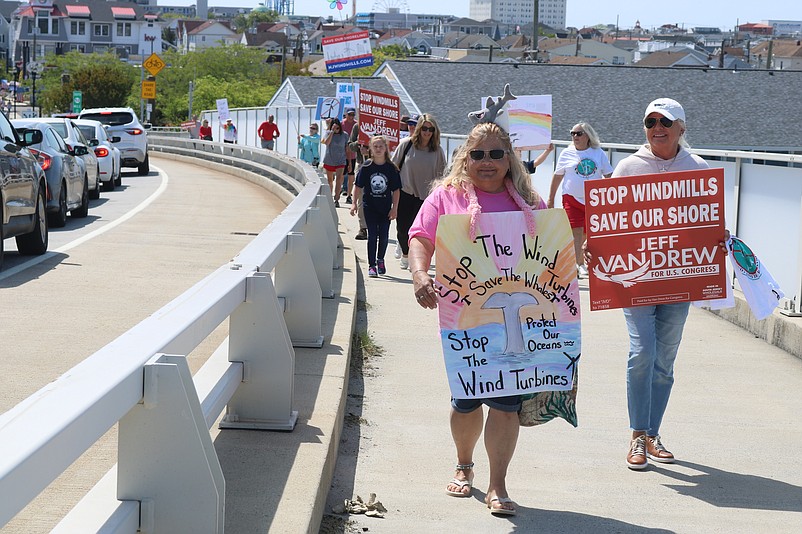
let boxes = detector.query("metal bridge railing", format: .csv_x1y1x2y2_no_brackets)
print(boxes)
0,137,339,532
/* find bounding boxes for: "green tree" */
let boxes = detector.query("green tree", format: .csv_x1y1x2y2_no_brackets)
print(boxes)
135,46,281,124
39,52,138,115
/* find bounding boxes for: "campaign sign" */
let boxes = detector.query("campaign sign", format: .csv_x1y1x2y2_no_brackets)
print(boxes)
322,31,374,73
435,211,581,400
357,89,400,151
585,168,727,311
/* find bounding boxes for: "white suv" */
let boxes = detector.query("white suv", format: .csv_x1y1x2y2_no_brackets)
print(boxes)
78,107,150,175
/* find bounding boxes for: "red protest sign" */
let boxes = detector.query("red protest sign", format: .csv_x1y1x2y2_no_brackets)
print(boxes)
584,168,727,311
357,89,400,151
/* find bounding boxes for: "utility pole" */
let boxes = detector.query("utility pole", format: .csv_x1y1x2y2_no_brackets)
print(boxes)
31,28,38,116
531,0,540,62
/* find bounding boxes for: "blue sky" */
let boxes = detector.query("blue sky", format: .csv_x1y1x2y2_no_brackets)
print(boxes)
172,1,799,31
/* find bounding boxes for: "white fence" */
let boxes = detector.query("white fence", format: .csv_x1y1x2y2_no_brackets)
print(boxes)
0,140,339,532
201,105,802,313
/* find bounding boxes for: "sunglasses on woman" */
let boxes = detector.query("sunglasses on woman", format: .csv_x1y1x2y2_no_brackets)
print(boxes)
644,116,674,129
419,126,436,132
468,149,507,161
570,131,584,137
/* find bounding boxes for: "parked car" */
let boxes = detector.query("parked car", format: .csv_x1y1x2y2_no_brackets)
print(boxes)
0,112,48,270
36,118,101,200
12,120,87,228
74,118,122,190
78,107,150,175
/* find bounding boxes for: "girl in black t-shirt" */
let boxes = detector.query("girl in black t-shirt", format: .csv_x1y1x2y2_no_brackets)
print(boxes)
351,136,401,277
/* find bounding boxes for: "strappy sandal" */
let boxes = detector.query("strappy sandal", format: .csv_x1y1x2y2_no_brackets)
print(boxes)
445,462,474,497
487,496,517,516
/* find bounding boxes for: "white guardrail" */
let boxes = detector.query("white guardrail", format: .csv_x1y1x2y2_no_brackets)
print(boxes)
0,138,339,532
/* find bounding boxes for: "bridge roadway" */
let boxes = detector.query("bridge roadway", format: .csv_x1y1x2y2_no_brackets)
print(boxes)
3,152,802,532
0,155,290,532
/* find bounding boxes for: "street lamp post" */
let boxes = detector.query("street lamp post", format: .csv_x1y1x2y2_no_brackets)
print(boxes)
31,28,38,114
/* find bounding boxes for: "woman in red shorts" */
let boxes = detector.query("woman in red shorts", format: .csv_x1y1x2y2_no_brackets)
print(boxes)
547,122,613,278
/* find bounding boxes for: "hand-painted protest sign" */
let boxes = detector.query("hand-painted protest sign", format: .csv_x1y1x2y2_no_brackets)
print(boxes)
584,168,727,311
435,211,581,399
336,82,359,110
216,98,229,121
322,31,373,73
315,96,345,121
357,89,400,151
507,95,552,150
479,94,552,149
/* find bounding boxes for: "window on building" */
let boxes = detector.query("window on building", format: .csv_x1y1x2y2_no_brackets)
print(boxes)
71,21,86,36
94,24,110,37
116,22,132,37
70,44,87,53
37,16,49,35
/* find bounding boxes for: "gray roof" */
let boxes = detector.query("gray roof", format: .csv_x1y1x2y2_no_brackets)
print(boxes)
376,60,802,151
0,2,21,21
270,76,413,117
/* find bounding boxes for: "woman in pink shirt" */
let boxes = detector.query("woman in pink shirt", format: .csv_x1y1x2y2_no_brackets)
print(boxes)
407,122,546,517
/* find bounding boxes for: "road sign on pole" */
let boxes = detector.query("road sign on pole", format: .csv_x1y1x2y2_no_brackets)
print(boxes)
144,53,165,76
141,80,156,99
72,91,82,114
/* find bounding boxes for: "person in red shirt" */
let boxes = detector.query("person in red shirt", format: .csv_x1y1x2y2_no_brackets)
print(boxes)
257,115,280,150
199,119,213,141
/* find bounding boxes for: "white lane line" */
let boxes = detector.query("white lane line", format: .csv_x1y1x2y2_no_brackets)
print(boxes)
0,165,169,282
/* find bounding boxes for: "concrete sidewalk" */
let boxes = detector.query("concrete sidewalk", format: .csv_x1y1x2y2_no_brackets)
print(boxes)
321,205,802,533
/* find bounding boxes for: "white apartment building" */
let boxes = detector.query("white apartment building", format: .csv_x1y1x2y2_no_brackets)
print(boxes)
469,0,567,30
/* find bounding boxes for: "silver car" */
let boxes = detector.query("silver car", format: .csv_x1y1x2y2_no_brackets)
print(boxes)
36,118,101,200
12,120,87,228
1,112,48,270
74,119,122,190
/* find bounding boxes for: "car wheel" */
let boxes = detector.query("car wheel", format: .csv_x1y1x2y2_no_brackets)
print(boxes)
106,163,117,190
89,167,101,200
16,185,48,255
71,175,89,218
48,183,68,228
138,153,150,175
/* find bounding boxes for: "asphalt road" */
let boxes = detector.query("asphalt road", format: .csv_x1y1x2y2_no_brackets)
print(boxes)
0,155,286,533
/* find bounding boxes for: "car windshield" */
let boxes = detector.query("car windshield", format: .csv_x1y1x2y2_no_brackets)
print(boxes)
77,125,96,140
81,112,134,127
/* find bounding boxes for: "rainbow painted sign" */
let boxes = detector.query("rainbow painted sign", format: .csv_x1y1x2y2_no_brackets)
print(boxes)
435,210,581,399
506,95,552,150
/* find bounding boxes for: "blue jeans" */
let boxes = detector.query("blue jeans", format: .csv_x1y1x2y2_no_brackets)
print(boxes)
623,302,690,435
363,208,390,268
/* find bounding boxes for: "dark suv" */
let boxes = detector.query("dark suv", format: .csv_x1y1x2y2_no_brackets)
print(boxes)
1,111,48,270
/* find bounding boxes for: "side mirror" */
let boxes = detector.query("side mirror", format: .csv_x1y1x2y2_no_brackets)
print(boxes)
143,123,152,130
89,138,99,147
20,129,43,146
111,136,121,143
74,145,88,156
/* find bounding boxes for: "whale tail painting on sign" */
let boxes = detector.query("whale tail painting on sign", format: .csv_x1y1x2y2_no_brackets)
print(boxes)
435,210,581,426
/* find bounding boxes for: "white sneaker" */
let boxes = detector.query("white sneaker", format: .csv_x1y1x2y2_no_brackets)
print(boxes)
394,243,402,259
400,256,409,270
577,264,589,278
